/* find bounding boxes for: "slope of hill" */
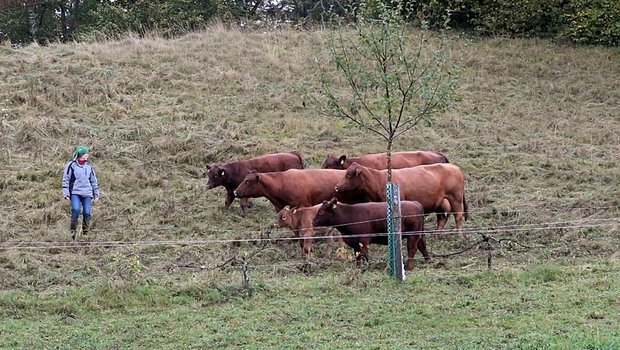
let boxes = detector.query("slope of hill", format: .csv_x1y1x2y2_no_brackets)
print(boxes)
1,27,619,348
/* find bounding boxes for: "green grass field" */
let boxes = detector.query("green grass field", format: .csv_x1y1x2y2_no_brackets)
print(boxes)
1,26,619,349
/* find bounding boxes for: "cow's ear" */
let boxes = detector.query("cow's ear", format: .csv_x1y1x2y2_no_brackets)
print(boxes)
339,155,347,165
220,169,226,177
292,208,297,214
206,164,211,170
283,205,291,211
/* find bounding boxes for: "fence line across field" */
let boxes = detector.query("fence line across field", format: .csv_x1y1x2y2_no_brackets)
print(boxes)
2,217,618,251
3,205,619,236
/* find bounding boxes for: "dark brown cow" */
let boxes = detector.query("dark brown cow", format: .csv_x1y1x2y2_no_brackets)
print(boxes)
334,162,469,238
206,152,303,217
275,205,345,260
312,198,430,270
233,168,353,213
321,151,448,170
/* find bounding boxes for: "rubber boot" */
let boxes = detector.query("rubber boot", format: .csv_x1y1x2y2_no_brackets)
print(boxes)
82,220,90,236
70,219,78,240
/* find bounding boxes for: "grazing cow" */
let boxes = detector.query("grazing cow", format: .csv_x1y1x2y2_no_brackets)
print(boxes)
275,205,345,260
334,162,469,239
312,198,430,270
206,152,303,217
233,168,362,212
321,151,448,170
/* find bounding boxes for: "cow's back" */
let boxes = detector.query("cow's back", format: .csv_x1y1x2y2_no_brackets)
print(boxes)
227,152,303,187
382,163,464,210
272,169,346,207
350,151,448,170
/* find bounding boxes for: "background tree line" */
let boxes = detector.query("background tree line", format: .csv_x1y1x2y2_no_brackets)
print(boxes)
0,0,618,46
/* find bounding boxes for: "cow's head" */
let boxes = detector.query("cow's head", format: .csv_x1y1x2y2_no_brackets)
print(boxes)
321,154,347,169
334,162,364,193
206,164,227,189
313,198,338,227
275,205,297,229
233,171,261,198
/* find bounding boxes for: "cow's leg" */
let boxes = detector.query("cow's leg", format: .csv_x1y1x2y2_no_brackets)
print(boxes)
239,197,250,218
447,195,466,240
405,236,418,270
299,239,306,259
301,229,314,260
224,189,235,211
435,198,451,232
417,235,432,261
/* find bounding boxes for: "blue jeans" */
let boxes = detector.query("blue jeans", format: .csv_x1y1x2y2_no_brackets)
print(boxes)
70,194,92,223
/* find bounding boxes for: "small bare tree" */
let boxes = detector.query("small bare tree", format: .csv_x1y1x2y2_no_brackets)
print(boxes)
317,1,459,182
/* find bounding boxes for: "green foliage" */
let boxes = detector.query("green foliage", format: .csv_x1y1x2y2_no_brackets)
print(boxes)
401,0,620,46
472,0,564,38
562,0,620,46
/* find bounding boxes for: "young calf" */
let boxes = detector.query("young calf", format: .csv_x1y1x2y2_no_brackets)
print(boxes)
312,198,431,271
275,205,345,260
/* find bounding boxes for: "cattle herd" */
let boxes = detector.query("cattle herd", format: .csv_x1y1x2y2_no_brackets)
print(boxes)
206,151,468,271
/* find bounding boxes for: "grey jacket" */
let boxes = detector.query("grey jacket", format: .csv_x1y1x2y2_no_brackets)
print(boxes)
61,161,100,198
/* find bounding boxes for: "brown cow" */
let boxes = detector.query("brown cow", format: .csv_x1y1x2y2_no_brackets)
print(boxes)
312,198,430,270
206,152,303,217
334,162,469,239
321,151,448,170
275,205,345,260
233,168,358,213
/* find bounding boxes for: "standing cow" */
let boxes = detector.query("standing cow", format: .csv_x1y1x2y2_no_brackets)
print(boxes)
321,151,448,170
334,162,469,239
233,168,351,213
206,152,303,217
312,198,431,271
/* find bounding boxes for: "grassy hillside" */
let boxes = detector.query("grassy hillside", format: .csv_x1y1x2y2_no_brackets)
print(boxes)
1,26,619,349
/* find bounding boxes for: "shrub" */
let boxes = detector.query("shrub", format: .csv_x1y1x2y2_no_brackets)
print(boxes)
562,0,620,46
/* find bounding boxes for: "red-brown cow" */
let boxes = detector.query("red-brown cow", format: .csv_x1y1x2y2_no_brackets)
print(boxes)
321,151,448,170
275,205,345,260
233,169,350,213
206,152,303,217
312,198,430,270
334,162,469,239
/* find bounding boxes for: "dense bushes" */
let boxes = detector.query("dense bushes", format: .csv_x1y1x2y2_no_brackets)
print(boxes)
0,0,618,45
413,0,620,46
562,0,620,46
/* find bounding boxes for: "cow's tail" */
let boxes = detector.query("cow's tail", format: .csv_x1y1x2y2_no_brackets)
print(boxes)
463,193,469,221
436,151,449,163
292,151,305,169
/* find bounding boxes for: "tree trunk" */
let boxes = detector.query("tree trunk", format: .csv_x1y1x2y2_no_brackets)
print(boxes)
27,5,38,41
386,138,393,183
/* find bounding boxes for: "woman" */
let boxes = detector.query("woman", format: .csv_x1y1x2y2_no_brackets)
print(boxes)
61,146,100,240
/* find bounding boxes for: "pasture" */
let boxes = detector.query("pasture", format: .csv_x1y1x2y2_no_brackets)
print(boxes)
1,26,619,349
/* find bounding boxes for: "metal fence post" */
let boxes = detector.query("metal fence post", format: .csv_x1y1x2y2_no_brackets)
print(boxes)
386,183,404,282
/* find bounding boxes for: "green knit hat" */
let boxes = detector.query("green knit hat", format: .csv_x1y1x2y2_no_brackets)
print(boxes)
72,146,89,160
